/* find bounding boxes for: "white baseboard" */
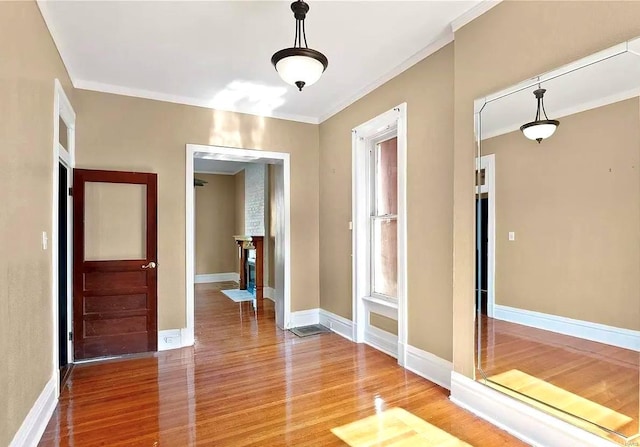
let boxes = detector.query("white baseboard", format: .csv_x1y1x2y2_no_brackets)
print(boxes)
289,308,319,327
181,327,194,347
494,304,640,352
9,375,58,447
405,345,453,390
450,372,617,447
319,309,353,341
365,325,398,358
194,272,239,283
158,329,183,351
264,287,276,302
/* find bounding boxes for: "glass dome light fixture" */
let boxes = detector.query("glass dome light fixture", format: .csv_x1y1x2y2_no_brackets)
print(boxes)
520,87,560,143
271,0,328,92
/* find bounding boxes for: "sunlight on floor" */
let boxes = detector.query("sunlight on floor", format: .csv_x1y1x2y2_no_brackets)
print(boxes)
331,407,472,446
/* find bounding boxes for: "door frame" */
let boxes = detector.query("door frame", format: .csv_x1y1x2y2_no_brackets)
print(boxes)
51,79,75,397
352,104,408,366
476,154,496,317
185,144,292,342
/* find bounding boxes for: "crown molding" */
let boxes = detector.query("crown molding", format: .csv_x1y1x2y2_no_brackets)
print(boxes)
74,79,320,124
318,30,453,124
450,0,502,33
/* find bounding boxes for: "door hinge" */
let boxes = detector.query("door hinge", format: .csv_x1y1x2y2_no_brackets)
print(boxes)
68,187,73,196
68,332,73,341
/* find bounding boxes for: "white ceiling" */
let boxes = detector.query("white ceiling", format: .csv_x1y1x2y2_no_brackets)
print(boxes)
38,0,486,124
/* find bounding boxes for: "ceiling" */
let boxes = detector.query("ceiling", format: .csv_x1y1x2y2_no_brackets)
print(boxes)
38,0,486,124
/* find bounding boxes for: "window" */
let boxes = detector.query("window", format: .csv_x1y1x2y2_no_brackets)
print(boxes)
370,136,398,300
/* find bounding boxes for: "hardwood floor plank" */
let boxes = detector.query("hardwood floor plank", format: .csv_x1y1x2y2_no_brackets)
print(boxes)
39,284,526,446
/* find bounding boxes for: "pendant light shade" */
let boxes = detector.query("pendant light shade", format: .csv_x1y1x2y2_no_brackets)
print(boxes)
271,1,328,91
520,88,559,143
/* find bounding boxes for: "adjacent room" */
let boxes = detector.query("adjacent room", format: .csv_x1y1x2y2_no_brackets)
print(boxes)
3,1,640,446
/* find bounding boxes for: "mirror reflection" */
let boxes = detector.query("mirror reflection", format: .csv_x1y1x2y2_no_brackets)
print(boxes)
475,37,640,443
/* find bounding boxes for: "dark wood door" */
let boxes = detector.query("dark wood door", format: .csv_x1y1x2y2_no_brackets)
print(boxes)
73,169,158,360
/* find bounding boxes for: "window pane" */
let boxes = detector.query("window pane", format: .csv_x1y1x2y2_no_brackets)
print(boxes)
84,182,146,261
59,117,68,149
376,137,397,215
373,218,397,297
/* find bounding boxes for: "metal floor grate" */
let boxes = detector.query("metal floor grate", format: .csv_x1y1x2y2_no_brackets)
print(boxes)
290,324,331,337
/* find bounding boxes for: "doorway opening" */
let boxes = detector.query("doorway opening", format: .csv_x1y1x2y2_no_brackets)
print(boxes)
186,144,291,344
475,154,495,318
52,79,75,395
352,104,408,365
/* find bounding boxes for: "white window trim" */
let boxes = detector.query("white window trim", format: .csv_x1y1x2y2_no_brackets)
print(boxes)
352,103,407,365
52,79,76,398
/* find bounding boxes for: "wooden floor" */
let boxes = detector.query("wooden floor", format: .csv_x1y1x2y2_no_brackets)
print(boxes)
476,314,639,438
40,283,526,446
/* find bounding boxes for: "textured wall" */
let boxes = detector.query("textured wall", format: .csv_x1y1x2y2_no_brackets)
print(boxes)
0,2,74,445
244,164,267,236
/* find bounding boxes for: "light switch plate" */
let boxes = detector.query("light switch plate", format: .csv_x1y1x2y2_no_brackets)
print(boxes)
508,231,515,241
42,231,48,250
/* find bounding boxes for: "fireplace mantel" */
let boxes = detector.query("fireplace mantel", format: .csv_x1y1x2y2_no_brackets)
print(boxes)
234,235,264,304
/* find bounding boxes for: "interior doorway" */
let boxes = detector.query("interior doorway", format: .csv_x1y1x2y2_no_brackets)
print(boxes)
186,144,291,343
52,79,75,395
475,154,495,317
58,162,72,385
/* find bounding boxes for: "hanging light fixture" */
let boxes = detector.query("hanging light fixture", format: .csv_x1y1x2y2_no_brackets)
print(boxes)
520,87,560,143
271,0,328,91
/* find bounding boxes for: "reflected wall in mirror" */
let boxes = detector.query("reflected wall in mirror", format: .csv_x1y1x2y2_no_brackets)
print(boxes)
475,36,640,444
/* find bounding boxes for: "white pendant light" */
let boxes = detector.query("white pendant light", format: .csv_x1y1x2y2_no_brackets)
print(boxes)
271,1,328,91
520,88,560,143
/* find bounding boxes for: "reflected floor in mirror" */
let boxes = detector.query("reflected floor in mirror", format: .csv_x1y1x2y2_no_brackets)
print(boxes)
39,283,525,446
476,314,639,441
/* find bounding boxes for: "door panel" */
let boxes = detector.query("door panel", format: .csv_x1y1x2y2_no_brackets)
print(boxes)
73,169,157,360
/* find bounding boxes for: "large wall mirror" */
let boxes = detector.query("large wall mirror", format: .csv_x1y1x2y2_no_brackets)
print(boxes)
475,37,640,444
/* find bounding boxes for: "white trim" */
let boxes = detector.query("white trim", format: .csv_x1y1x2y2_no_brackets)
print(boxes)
181,327,194,348
51,79,75,399
9,375,57,447
363,296,398,320
319,32,452,123
158,329,183,351
476,154,495,318
194,272,239,284
352,104,408,366
289,309,320,328
264,287,276,302
319,309,353,341
450,372,619,447
405,345,453,390
494,304,640,352
450,1,502,33
365,325,398,359
75,80,319,125
187,144,292,341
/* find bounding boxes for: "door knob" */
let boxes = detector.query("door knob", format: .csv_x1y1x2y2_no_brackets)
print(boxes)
142,261,157,269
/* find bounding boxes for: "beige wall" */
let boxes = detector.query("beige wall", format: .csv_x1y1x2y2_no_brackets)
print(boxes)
0,2,74,445
234,170,245,237
195,174,238,275
453,1,640,377
74,90,320,328
370,313,399,335
482,99,640,330
319,44,454,361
